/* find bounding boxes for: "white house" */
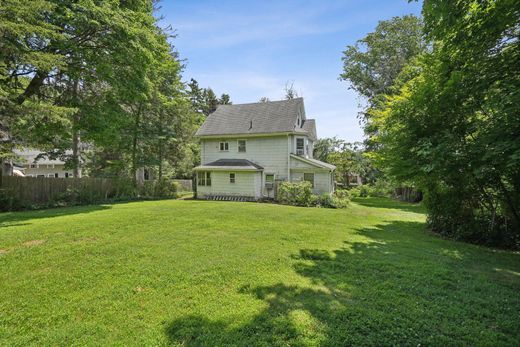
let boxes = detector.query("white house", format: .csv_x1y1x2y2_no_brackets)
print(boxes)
12,149,73,178
194,98,335,200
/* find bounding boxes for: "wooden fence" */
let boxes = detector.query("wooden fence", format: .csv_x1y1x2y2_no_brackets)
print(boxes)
0,176,193,207
0,176,129,205
173,179,193,192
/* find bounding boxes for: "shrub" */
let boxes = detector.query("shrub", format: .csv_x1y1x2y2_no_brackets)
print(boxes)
277,182,350,209
350,185,370,198
317,192,349,209
277,181,314,206
0,189,24,211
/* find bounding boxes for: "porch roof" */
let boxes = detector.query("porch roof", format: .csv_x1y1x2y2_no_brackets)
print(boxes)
194,159,264,171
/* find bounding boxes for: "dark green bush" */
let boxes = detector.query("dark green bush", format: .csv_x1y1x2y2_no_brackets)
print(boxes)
277,182,349,209
317,192,349,209
277,181,314,206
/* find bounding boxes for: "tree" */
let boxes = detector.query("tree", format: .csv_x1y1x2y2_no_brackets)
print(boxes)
340,15,426,144
187,79,231,116
0,0,169,178
375,0,520,247
219,94,231,105
284,81,299,100
327,142,371,187
313,137,344,162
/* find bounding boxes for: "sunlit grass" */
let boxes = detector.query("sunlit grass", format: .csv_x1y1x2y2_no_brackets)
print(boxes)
0,198,518,346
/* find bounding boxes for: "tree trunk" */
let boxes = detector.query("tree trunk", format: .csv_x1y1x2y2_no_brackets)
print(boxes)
71,79,81,177
16,70,48,105
131,105,142,187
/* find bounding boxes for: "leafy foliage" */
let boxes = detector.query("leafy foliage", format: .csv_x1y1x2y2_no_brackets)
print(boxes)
373,0,520,248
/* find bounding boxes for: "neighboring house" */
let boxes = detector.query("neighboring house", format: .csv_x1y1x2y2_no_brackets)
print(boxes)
194,98,336,200
13,149,73,178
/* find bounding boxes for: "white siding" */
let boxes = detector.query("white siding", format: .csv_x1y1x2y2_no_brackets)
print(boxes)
197,171,261,198
24,164,71,178
202,136,290,180
289,134,311,158
290,171,332,195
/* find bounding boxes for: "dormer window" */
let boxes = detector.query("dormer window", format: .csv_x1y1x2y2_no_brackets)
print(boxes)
219,141,229,151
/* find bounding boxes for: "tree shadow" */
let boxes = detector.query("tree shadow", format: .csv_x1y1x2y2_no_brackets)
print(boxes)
352,197,426,214
165,221,520,346
0,204,112,229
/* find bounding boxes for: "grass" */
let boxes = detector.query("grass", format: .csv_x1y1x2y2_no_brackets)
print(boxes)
0,197,519,346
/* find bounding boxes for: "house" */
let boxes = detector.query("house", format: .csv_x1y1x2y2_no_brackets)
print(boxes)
12,149,73,178
194,98,336,200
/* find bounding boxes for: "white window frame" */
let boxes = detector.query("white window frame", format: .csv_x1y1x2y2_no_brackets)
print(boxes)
229,172,236,184
237,139,246,153
265,173,275,189
219,141,229,151
296,138,305,156
304,172,314,188
197,171,212,186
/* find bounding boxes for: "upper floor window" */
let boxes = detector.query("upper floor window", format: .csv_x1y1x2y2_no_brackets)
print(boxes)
229,173,236,183
296,138,305,156
238,140,246,152
219,141,229,151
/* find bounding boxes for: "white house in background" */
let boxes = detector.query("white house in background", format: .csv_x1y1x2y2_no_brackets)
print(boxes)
13,149,73,178
194,98,336,200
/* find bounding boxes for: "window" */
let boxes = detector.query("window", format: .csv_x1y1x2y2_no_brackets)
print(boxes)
296,138,305,156
197,171,211,186
237,140,246,152
37,174,45,178
47,174,54,178
65,172,70,178
54,173,59,178
229,173,236,183
219,141,229,151
30,163,37,168
265,174,275,189
304,173,314,188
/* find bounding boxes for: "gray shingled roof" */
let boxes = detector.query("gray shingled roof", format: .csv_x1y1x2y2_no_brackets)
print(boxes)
300,119,317,141
194,159,263,171
205,159,263,169
196,98,316,139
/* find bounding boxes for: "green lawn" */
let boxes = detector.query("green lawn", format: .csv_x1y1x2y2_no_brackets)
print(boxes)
0,198,519,346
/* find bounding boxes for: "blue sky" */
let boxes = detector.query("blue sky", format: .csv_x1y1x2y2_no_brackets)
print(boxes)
159,0,422,142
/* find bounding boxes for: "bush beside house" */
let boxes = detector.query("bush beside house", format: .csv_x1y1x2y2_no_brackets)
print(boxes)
276,181,349,209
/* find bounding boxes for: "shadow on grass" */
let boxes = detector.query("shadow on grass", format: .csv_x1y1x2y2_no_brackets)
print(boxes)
165,221,520,346
0,204,112,229
353,197,426,214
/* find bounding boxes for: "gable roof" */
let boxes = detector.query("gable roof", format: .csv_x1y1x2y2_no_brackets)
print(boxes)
196,98,316,139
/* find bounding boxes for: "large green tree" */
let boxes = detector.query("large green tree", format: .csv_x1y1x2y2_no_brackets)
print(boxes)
340,15,426,145
375,0,520,247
